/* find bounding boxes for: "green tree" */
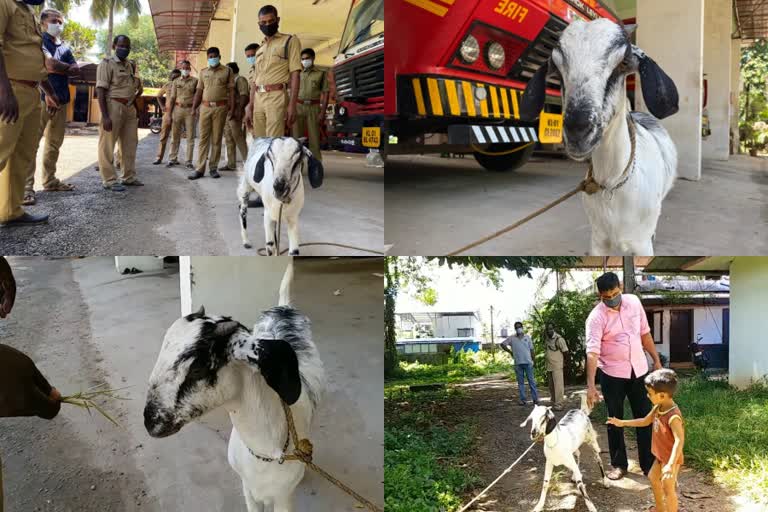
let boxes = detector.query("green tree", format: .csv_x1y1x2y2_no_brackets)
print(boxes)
739,39,768,152
61,20,97,61
46,0,86,16
91,0,141,58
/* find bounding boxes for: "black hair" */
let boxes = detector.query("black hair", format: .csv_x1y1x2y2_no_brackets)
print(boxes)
259,5,278,17
514,321,523,329
301,48,316,59
596,272,621,293
206,47,220,57
227,62,239,74
645,369,678,395
245,43,260,52
179,60,191,66
113,35,130,45
170,69,181,76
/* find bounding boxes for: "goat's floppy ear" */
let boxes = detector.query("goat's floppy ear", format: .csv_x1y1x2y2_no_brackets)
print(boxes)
520,62,549,122
236,339,302,405
520,409,535,428
253,153,267,183
632,46,679,119
214,320,241,339
305,149,324,189
545,409,557,435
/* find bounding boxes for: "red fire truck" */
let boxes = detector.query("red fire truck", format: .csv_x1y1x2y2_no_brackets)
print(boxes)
330,0,620,171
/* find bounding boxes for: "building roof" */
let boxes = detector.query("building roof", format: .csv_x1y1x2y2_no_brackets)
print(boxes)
735,0,768,41
574,257,654,269
397,337,479,344
637,279,730,293
148,0,221,52
643,257,736,275
69,62,98,85
396,311,480,323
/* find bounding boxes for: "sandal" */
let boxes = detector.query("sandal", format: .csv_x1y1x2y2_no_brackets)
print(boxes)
22,192,36,206
44,182,75,192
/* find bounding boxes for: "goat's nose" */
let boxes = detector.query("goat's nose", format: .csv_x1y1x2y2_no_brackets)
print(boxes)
564,108,594,139
273,179,287,194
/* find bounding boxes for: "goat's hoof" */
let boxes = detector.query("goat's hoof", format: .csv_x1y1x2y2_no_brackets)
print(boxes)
602,478,610,488
289,249,299,256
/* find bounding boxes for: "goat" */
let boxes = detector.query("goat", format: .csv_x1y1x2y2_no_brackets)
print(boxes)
144,263,326,512
520,394,608,512
238,137,324,255
521,19,679,255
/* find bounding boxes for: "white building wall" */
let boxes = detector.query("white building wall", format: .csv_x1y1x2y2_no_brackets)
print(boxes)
702,0,732,161
730,258,768,388
693,305,726,344
435,315,477,337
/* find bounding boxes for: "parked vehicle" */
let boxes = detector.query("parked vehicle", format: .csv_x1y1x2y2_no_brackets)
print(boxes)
689,334,711,370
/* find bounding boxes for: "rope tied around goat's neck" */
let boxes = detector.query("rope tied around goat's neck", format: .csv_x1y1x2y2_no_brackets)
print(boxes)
581,114,637,196
277,400,383,512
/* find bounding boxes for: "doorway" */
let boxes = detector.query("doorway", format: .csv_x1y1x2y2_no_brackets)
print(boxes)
669,310,693,363
73,85,89,123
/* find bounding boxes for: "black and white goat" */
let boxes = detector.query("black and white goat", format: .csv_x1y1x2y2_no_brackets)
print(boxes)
238,137,324,255
521,19,678,255
144,263,325,511
520,394,608,512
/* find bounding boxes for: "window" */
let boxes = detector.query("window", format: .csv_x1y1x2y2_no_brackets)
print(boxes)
428,343,438,353
457,328,474,337
647,310,663,344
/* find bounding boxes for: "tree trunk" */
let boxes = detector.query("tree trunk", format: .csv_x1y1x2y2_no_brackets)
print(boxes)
106,0,115,57
384,258,398,377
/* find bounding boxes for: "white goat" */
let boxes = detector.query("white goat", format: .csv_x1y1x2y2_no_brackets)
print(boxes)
238,137,324,255
144,263,326,512
520,394,608,512
521,19,678,255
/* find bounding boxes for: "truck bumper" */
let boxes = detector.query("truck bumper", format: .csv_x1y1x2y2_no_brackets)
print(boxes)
447,124,539,145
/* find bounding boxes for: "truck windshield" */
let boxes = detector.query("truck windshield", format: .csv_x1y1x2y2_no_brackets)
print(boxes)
339,0,384,54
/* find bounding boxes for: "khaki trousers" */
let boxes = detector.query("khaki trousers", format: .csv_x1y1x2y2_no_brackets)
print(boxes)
0,84,43,223
196,104,227,172
292,103,323,161
547,368,565,406
224,116,248,167
252,90,287,138
97,100,138,186
170,106,195,164
155,113,172,160
25,105,66,192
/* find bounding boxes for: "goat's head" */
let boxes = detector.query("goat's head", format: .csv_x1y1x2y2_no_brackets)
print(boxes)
521,19,678,160
250,137,324,202
143,305,302,438
520,405,557,442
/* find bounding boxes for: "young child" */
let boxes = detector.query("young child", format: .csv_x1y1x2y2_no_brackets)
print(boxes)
606,369,685,512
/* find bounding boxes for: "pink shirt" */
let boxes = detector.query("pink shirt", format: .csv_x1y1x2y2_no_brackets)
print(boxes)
586,294,651,379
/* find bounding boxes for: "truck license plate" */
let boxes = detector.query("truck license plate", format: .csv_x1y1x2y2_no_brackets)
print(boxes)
539,113,563,144
362,127,381,148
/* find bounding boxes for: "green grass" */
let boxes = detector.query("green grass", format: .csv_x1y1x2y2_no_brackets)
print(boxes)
385,388,481,512
386,351,515,389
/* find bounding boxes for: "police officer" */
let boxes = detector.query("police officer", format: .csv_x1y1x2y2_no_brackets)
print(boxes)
153,68,181,165
292,48,328,162
167,60,198,169
0,0,61,227
243,42,259,136
221,62,248,170
96,35,142,191
189,47,234,180
247,5,301,138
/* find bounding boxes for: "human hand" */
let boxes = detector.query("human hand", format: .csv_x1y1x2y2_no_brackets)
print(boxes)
654,360,663,371
286,104,296,127
44,95,59,116
245,108,253,130
606,417,624,427
0,85,19,124
0,257,16,318
102,116,113,132
0,344,61,419
587,386,602,408
662,464,674,481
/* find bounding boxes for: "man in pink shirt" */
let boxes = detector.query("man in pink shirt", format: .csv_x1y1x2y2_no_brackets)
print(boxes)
585,272,662,480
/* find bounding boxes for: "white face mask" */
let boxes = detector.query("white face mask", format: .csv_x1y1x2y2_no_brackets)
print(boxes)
181,69,190,77
46,21,63,38
301,59,313,69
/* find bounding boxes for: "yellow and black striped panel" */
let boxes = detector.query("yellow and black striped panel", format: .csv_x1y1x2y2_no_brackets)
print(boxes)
408,76,522,120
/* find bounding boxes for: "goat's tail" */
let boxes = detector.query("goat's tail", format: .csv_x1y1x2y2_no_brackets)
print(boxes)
279,260,294,306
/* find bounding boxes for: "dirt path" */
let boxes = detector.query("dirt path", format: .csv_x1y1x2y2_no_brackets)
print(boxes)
443,375,737,512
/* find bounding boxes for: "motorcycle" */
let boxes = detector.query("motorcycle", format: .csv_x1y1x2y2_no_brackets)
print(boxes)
689,334,710,370
149,111,163,135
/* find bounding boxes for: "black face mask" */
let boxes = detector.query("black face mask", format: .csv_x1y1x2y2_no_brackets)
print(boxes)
260,22,279,37
23,0,44,5
115,47,130,60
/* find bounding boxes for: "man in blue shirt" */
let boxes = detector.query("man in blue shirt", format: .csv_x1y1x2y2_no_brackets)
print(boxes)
23,8,79,206
501,321,539,405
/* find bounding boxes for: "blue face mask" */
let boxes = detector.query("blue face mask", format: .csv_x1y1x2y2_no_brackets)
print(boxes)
246,56,256,66
603,294,622,308
208,57,220,67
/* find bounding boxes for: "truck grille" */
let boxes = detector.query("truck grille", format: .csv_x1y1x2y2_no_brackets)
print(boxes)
508,15,568,91
334,49,384,100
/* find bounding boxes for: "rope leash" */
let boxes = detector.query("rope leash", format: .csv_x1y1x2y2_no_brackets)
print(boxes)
456,441,536,512
278,401,383,512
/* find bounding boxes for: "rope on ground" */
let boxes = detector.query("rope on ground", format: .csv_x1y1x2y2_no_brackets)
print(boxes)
279,401,383,512
456,441,537,512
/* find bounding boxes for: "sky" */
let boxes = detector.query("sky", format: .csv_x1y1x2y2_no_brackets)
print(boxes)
67,0,151,28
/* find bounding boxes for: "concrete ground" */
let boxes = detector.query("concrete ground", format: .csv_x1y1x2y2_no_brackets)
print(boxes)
0,130,383,256
0,256,383,511
385,154,768,255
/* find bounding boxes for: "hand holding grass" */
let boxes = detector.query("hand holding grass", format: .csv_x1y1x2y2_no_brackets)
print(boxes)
59,384,131,427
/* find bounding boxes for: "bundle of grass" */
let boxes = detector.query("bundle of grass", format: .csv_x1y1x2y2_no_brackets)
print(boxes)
60,384,131,427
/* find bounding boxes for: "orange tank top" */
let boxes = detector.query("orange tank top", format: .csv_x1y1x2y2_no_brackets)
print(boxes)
651,404,684,465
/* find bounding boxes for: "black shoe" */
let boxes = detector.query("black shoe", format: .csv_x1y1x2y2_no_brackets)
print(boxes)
248,197,264,208
209,169,221,179
188,171,204,180
166,160,179,168
185,162,194,169
1,212,49,227
152,159,162,165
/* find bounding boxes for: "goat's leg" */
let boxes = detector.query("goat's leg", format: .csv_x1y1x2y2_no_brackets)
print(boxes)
532,459,553,512
571,449,581,482
242,481,264,512
263,211,277,256
587,428,609,488
590,230,612,256
238,181,253,249
285,215,300,256
624,236,654,257
273,494,294,512
563,455,598,512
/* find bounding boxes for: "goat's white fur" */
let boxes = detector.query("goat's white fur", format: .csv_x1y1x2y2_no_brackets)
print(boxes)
520,394,608,512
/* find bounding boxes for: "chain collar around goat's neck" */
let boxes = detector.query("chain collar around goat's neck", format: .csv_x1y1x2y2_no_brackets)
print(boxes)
582,115,637,197
245,400,314,465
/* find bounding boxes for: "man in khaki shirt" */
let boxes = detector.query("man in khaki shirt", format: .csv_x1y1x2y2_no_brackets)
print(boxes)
544,323,569,410
221,61,249,170
292,48,329,162
0,0,61,226
244,42,259,136
96,35,142,191
153,68,180,165
167,60,198,169
246,5,301,138
189,46,234,180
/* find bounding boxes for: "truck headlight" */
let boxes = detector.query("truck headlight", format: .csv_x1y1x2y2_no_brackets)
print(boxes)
485,41,505,70
459,35,480,64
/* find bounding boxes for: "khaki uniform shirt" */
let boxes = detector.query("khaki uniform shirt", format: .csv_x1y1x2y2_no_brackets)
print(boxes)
545,332,569,371
96,55,138,99
234,74,249,98
298,66,328,101
196,64,233,102
170,75,198,105
158,80,173,108
254,31,301,86
247,64,257,88
0,0,46,81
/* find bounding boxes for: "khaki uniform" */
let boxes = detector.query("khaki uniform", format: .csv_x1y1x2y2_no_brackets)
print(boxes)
96,55,140,186
223,74,249,167
155,80,174,160
195,65,233,173
251,31,301,137
169,75,198,164
545,332,569,406
292,65,328,161
25,106,66,193
0,0,47,223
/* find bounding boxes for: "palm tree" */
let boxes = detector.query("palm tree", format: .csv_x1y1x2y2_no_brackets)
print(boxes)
90,0,141,57
46,0,85,16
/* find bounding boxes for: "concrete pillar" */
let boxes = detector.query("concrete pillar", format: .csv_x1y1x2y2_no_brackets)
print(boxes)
114,256,164,274
729,257,768,388
179,256,292,326
730,38,742,153
702,0,732,161
637,0,704,180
